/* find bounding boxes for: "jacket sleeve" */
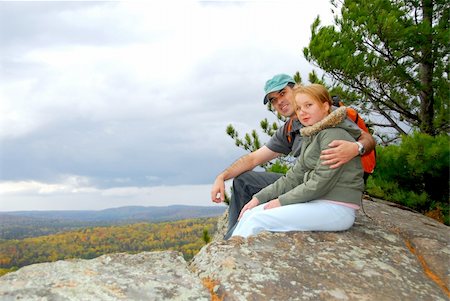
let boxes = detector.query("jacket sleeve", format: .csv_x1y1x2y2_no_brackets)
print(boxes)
253,159,306,204
341,117,363,140
276,128,354,206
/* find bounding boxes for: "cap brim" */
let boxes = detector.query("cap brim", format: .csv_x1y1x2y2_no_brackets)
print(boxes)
263,82,292,105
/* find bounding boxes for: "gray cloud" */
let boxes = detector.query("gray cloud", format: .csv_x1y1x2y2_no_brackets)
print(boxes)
0,1,333,210
0,2,141,50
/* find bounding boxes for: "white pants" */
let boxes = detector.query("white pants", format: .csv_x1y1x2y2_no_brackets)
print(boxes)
231,200,356,238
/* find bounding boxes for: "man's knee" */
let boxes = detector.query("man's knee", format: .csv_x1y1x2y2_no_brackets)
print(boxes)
230,171,281,209
233,170,277,193
232,171,256,191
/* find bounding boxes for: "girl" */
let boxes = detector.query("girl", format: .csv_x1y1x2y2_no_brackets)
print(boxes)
231,84,364,238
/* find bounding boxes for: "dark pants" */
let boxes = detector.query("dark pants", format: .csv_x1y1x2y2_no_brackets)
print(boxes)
224,170,283,239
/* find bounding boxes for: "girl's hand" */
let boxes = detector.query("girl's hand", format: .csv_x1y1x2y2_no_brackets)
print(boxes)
238,197,260,220
263,199,281,210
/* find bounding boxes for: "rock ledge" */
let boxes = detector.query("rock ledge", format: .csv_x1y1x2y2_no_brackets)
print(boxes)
1,199,449,300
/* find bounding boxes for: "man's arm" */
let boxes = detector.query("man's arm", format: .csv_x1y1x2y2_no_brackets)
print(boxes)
211,146,279,203
358,131,376,154
319,130,376,169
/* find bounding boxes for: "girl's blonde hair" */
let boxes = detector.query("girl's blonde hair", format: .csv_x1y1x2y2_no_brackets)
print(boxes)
292,84,332,112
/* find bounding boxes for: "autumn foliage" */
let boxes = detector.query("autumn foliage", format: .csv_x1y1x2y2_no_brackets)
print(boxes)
0,217,218,276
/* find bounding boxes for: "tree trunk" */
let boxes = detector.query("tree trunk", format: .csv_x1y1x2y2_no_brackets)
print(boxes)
419,0,435,135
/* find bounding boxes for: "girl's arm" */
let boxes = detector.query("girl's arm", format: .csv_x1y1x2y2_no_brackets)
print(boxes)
277,129,355,206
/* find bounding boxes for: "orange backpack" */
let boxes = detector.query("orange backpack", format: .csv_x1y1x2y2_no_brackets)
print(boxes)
332,96,376,179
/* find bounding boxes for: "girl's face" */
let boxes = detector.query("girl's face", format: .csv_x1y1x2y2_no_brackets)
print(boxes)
294,93,330,126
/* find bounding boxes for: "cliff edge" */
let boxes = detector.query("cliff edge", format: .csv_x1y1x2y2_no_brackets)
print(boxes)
1,199,449,300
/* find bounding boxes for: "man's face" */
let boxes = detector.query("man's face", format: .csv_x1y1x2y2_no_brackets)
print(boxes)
267,85,295,118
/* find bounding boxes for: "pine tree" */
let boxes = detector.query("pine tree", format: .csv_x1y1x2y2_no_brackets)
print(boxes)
303,0,449,144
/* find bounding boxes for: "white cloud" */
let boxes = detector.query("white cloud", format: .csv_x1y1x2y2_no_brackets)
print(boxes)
0,175,94,195
0,177,231,211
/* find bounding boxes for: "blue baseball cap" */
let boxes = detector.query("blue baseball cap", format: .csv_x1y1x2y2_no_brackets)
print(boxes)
263,74,295,104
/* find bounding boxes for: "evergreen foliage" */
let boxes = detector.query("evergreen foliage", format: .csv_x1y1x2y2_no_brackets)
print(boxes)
304,0,449,143
265,160,290,174
366,132,449,224
202,229,211,244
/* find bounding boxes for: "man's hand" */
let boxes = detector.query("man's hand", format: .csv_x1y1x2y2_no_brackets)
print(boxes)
211,176,225,203
238,197,260,220
320,140,359,169
263,199,281,210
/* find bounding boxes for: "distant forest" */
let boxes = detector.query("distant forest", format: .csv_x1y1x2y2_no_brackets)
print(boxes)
0,205,225,240
0,217,218,276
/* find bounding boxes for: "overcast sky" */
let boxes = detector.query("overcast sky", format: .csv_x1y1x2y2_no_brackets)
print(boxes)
0,1,334,211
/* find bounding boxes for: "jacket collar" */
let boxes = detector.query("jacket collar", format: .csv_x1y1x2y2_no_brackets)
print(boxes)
300,106,347,137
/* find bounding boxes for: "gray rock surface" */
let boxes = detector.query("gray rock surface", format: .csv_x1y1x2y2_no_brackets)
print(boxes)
1,199,449,301
0,251,209,301
190,198,450,301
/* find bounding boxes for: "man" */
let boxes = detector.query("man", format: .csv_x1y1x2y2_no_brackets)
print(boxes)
211,74,376,239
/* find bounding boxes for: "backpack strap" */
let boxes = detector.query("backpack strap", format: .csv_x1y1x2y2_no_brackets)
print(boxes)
346,107,368,132
332,95,345,107
333,95,376,177
284,119,294,143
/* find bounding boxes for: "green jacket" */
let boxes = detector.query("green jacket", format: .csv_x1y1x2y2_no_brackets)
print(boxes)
254,106,364,206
